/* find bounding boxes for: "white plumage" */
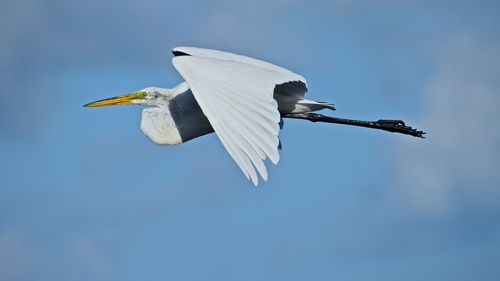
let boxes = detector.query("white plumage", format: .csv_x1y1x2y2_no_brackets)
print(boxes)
84,47,336,185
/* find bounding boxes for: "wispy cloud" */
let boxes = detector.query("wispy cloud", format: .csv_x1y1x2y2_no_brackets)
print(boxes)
389,33,500,217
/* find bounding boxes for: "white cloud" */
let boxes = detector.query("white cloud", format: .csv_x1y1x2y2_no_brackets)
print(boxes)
388,33,500,217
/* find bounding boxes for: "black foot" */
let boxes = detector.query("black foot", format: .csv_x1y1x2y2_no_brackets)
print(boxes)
374,119,426,138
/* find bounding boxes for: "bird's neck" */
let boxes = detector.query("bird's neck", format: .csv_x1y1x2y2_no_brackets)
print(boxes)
170,81,190,96
139,82,190,107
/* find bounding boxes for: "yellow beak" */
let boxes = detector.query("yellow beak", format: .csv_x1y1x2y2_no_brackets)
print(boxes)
83,92,146,107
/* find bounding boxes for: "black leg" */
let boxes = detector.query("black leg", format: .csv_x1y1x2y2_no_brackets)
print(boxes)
281,113,426,138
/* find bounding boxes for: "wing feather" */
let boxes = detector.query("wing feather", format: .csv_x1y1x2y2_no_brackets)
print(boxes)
172,49,305,185
173,46,306,84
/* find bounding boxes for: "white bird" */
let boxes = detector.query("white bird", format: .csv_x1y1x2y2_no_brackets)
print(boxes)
85,47,424,185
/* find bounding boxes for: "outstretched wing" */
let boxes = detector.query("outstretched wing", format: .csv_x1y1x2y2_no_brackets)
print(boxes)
172,47,305,185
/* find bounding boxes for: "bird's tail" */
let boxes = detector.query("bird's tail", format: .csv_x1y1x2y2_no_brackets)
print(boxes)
294,99,336,113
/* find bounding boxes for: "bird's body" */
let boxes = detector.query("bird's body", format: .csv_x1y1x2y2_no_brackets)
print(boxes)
139,83,334,146
85,47,424,185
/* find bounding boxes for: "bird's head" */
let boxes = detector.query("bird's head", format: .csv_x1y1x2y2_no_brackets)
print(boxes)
84,87,168,108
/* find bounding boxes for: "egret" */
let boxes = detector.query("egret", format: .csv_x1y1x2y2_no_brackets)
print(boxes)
84,47,424,185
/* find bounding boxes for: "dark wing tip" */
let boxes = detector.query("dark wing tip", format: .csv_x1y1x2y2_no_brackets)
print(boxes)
172,50,191,57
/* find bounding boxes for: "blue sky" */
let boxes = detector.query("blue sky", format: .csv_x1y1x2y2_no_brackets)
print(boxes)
1,0,499,280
